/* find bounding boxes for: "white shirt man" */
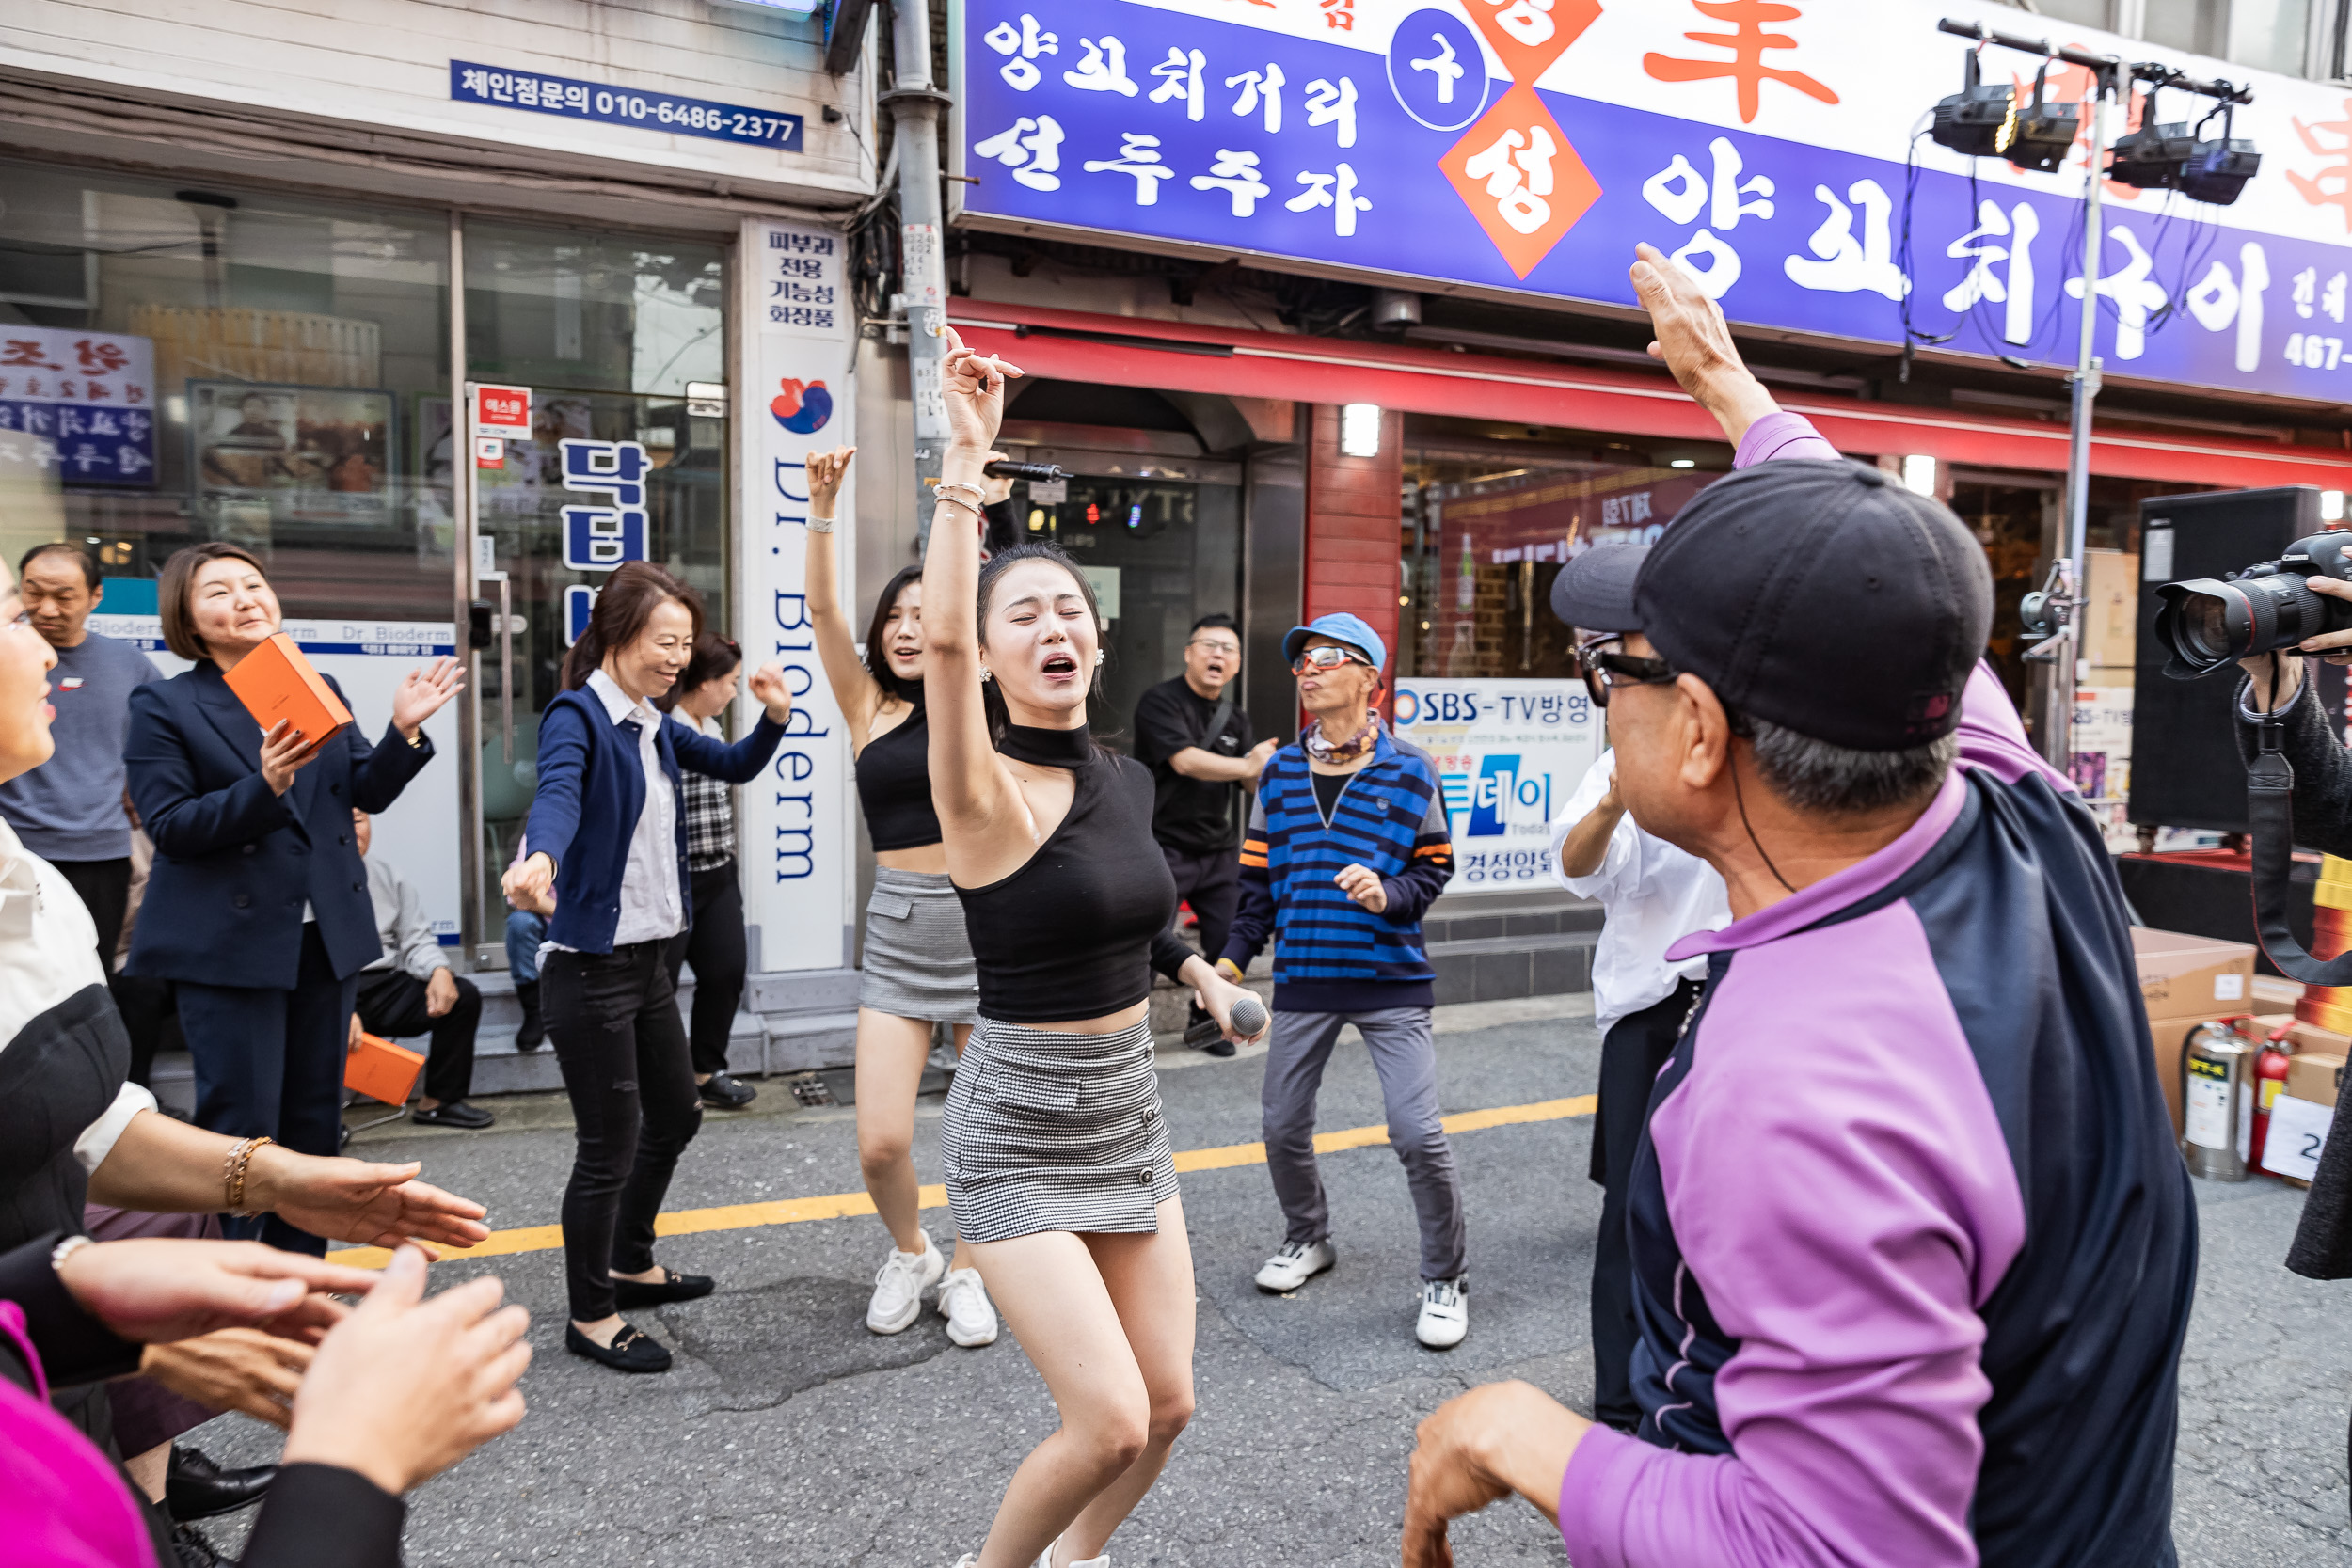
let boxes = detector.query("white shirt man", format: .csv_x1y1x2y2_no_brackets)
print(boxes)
1549,744,1728,1432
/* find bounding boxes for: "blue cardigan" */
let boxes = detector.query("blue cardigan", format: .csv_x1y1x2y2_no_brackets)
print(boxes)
125,661,434,990
524,687,785,954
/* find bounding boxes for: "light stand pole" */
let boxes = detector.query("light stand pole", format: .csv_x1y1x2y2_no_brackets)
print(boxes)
2042,71,2114,774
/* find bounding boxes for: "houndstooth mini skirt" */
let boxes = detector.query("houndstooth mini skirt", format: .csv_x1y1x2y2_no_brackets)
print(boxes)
940,1017,1180,1243
856,868,981,1025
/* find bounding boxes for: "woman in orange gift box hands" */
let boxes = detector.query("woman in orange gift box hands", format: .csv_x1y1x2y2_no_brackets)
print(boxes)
124,543,462,1256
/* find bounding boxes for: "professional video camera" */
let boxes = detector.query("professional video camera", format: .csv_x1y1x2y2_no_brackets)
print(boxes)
2153,531,2352,677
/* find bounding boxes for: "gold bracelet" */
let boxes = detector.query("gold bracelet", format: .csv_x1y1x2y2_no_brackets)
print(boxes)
223,1135,274,1218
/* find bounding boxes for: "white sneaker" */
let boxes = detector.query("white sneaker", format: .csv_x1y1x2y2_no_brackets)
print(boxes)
1416,1276,1469,1349
1033,1540,1108,1568
866,1231,946,1335
937,1266,999,1347
1253,1238,1337,1293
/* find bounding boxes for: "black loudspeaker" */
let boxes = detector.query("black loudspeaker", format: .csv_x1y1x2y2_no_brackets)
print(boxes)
2130,485,2347,833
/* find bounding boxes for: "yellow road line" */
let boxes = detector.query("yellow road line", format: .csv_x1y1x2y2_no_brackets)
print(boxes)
327,1091,1597,1268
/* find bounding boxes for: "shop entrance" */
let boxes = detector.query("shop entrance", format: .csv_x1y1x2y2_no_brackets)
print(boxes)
457,220,730,964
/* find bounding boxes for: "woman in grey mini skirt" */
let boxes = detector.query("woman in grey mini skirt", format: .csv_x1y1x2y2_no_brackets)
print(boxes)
804,445,1000,1350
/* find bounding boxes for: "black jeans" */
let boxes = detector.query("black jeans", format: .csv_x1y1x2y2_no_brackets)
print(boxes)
545,941,703,1322
1590,977,1701,1433
355,969,482,1104
51,858,130,977
1160,843,1241,974
662,860,749,1078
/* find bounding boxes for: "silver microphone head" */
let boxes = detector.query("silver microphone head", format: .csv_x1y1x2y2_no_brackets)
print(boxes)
1230,995,1268,1038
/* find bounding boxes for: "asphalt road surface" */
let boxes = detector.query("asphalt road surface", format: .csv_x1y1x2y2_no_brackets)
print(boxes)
185,997,2352,1566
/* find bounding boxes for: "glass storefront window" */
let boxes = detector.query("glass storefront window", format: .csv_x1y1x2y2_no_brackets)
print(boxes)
1399,416,1733,678
461,221,731,943
1018,472,1244,746
0,161,453,619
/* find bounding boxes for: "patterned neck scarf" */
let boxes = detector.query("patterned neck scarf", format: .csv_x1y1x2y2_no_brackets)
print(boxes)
1301,712,1380,765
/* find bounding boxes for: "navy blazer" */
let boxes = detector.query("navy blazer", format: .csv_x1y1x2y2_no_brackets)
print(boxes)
124,661,434,990
524,686,785,955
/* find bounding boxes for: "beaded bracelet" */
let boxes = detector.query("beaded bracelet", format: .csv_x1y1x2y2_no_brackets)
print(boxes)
223,1135,274,1218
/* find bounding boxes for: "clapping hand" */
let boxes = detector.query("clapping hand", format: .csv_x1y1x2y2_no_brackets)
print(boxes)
281,1246,531,1497
56,1237,378,1345
248,1148,491,1254
390,655,465,740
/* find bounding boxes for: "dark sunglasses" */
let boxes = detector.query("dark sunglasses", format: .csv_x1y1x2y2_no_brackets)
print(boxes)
1575,637,1679,707
1291,645,1372,674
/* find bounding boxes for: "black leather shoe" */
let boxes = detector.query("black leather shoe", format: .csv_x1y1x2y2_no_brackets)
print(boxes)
167,1446,273,1522
514,980,544,1050
1184,1010,1237,1058
170,1523,228,1566
412,1101,495,1129
611,1266,715,1308
565,1321,672,1372
698,1071,756,1109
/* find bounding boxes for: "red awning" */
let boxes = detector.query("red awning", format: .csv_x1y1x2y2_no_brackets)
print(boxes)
949,301,2352,490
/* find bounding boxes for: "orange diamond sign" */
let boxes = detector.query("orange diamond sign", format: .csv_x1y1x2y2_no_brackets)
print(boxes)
1464,0,1599,85
1443,85,1598,279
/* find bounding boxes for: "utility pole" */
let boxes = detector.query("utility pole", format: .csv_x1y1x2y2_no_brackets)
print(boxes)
884,0,951,551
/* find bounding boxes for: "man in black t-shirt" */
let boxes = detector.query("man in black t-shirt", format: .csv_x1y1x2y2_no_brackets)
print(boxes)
1134,614,1278,1053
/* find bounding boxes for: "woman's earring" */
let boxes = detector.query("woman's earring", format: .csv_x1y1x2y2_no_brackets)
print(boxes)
1094,650,1105,667
978,668,993,683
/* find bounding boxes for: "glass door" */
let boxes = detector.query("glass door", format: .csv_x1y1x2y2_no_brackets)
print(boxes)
458,220,729,963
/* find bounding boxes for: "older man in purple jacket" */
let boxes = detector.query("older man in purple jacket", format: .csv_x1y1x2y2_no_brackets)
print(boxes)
1400,246,2194,1568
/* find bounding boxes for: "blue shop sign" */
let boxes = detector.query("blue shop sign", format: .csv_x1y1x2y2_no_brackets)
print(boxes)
949,0,2352,404
451,61,803,150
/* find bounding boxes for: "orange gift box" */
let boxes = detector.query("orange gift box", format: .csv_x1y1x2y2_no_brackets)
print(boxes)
345,1031,424,1106
223,633,353,746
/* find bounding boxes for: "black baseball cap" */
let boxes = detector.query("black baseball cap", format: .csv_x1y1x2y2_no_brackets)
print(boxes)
1549,459,1991,752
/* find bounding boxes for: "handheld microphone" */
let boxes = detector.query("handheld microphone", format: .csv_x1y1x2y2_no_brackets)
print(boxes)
981,460,1073,482
1230,996,1269,1039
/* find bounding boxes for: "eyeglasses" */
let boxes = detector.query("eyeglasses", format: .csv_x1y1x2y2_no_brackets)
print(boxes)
1575,637,1679,708
1189,638,1241,656
1291,645,1372,674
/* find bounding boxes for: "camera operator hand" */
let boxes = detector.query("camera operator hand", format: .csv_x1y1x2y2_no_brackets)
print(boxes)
2237,577,2352,711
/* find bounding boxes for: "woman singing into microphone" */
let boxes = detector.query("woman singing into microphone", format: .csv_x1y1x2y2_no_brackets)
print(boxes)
925,330,1262,1568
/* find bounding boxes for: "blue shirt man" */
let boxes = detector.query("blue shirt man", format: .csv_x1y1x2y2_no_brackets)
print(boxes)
1219,611,1465,1348
0,544,160,972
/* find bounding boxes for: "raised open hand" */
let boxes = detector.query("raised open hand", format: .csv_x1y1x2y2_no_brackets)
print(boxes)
391,655,465,739
1629,241,1778,445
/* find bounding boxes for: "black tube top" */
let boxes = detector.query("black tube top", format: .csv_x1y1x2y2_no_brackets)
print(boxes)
855,709,944,851
954,747,1194,1022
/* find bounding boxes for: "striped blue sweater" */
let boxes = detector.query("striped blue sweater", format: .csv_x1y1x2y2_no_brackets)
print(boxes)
1220,724,1454,1012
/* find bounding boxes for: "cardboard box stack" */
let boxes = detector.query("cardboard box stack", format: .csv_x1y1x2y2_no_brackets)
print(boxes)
2135,927,2256,1138
2296,854,2352,1036
2073,549,2137,851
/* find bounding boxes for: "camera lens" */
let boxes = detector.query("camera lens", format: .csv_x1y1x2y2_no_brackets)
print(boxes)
2178,590,2238,662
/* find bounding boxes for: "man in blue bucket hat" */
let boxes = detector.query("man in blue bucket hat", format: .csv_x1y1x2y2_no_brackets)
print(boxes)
1217,610,1468,1348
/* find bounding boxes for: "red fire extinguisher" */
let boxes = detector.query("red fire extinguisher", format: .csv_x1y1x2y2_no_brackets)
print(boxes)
2250,1023,2296,1176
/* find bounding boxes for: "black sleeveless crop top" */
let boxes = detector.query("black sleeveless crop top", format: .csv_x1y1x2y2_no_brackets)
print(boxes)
955,725,1195,1022
855,707,945,851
